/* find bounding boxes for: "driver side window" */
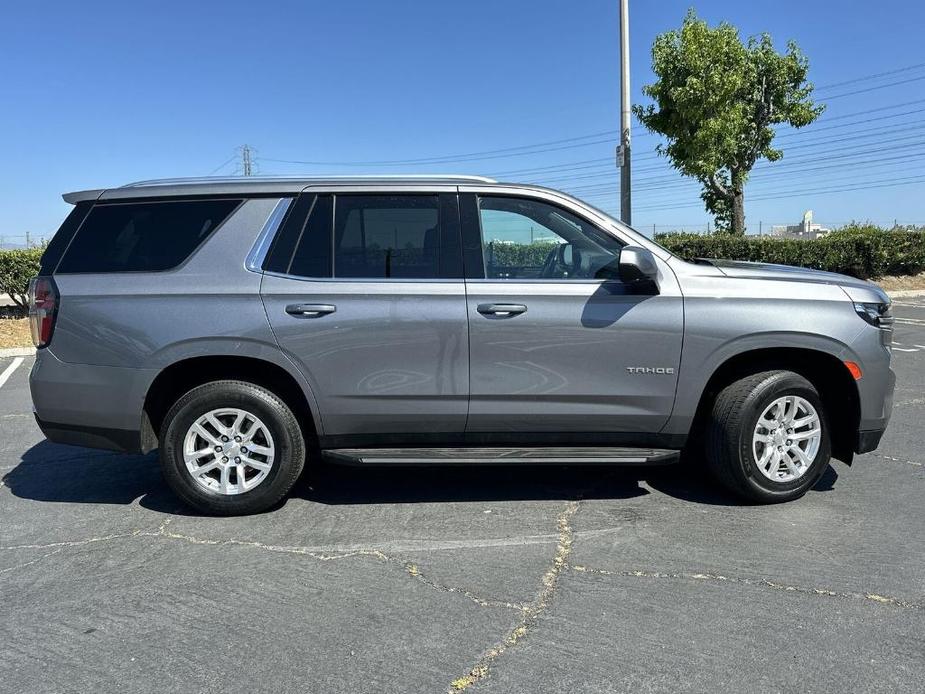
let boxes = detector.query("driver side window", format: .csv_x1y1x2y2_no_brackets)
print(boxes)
477,196,623,280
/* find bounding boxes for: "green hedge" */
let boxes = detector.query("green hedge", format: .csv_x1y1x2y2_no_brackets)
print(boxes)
485,240,557,272
655,225,925,279
0,247,43,310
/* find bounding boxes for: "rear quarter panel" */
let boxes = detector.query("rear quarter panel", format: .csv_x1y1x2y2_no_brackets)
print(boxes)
45,198,322,430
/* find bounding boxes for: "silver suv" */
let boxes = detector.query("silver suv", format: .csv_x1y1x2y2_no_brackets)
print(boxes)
28,176,895,515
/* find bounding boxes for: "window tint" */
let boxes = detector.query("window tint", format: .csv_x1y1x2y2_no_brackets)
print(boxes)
264,194,316,274
57,199,240,273
334,196,441,279
287,195,333,277
40,201,93,274
478,196,623,280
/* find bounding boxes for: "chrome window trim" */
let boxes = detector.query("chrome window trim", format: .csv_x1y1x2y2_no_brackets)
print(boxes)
245,197,293,273
262,270,464,285
458,184,673,260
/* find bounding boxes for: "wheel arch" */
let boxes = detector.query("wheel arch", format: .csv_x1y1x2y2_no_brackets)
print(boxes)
688,347,861,463
141,355,321,453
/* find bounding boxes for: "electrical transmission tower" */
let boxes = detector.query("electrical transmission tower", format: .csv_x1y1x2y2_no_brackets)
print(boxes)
240,145,254,176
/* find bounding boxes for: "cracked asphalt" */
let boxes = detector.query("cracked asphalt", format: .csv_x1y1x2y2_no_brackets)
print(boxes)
2,303,924,693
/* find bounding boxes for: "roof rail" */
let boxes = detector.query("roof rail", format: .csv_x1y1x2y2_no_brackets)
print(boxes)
121,174,497,188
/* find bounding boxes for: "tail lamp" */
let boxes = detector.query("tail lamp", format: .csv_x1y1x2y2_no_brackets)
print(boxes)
28,276,58,348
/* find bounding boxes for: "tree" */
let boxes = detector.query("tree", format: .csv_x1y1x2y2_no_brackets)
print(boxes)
633,10,823,234
0,247,43,312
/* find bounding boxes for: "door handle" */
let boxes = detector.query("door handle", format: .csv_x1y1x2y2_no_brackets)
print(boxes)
477,303,527,317
285,303,336,317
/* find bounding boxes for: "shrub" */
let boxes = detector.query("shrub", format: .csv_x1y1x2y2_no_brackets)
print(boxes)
485,240,557,273
0,247,43,310
655,225,925,279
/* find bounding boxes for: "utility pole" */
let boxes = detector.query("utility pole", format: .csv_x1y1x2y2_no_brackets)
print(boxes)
241,145,253,176
618,0,632,225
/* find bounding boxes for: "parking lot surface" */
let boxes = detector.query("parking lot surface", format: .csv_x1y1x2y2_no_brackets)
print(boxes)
2,303,924,693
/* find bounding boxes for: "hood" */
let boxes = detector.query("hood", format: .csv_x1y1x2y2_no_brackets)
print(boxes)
702,258,889,303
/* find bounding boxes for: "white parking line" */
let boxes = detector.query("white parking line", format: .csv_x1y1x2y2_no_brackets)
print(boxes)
0,357,24,389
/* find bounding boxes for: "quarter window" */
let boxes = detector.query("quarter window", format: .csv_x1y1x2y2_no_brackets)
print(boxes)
57,198,241,273
478,196,623,280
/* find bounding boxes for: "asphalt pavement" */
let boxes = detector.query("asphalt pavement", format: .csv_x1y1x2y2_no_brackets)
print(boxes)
1,304,923,693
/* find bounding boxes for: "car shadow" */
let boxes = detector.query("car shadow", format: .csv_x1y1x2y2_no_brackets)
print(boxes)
4,440,839,514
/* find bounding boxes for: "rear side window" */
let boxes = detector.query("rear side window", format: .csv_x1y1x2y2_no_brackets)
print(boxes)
287,195,334,277
56,198,241,273
334,195,441,279
265,193,462,280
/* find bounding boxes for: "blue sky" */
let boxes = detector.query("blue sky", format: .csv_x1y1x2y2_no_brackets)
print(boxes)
3,0,924,239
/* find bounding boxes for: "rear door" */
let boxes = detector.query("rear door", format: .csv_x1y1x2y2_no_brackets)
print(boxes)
461,190,684,435
260,187,469,441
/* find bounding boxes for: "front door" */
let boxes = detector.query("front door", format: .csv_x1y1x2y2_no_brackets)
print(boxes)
261,191,469,440
462,193,683,435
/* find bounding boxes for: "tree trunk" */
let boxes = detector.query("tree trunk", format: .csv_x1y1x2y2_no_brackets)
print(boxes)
732,189,745,235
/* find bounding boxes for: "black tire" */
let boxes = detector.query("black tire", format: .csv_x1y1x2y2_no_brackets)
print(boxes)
706,370,831,503
159,380,305,515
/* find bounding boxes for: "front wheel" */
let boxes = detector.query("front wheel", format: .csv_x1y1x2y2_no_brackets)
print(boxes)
706,370,831,503
159,380,305,515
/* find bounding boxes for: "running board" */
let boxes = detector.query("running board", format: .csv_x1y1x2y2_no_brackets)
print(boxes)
322,447,680,466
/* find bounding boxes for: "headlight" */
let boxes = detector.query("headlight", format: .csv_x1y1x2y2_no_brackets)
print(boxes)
854,302,892,327
854,302,893,345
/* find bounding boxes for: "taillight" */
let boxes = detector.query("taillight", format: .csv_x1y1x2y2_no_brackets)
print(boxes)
28,276,58,348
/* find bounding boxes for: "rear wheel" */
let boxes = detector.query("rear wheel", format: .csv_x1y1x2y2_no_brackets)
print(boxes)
159,380,305,515
706,370,830,503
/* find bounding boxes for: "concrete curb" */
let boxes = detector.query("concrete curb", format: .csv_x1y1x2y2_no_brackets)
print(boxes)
0,347,36,358
887,289,925,299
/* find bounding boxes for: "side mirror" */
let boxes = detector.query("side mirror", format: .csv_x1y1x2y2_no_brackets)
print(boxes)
618,246,659,284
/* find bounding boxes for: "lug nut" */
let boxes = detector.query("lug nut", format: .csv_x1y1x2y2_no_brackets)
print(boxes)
241,447,248,454
221,436,229,442
215,445,222,453
234,436,242,442
234,457,241,463
222,456,228,463
786,440,792,446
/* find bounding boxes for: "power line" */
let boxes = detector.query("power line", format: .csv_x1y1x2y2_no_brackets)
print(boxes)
257,63,925,170
207,153,238,176
813,61,925,92
631,174,925,212
536,133,925,188
624,162,925,205
487,100,925,179
625,154,925,196
262,136,624,167
571,144,925,199
821,75,925,101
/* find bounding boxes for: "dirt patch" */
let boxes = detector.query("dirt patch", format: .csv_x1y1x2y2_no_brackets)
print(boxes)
0,317,32,349
873,271,925,292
